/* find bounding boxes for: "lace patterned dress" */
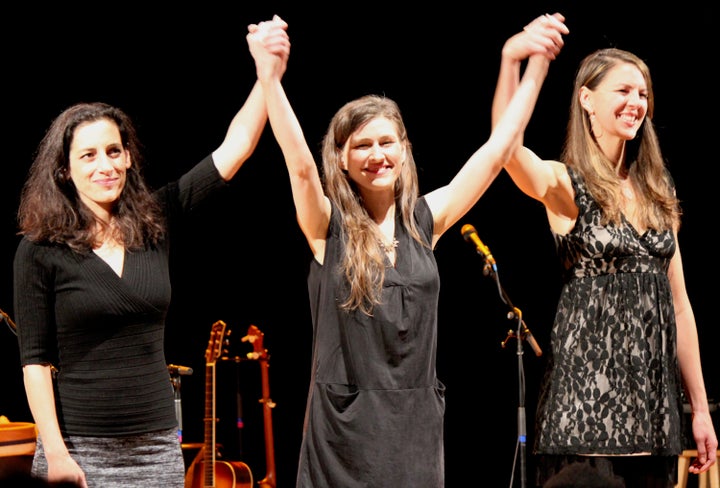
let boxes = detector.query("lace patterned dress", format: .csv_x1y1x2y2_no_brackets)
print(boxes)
534,166,683,457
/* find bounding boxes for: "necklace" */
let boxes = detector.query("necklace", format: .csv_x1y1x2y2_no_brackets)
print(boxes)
379,238,399,253
620,179,634,200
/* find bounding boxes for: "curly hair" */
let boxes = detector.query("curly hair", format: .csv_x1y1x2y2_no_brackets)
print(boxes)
17,102,165,252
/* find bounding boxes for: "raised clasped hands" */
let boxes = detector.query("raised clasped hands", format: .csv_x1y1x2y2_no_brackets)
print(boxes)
504,12,569,63
247,14,290,81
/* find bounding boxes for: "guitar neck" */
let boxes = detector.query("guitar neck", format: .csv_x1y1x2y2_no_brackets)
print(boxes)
203,361,216,487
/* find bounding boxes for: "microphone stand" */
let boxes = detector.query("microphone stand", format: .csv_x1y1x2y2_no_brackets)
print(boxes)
477,258,541,488
168,364,194,443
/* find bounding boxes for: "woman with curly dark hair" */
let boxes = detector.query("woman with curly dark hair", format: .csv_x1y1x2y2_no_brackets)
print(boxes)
13,17,289,488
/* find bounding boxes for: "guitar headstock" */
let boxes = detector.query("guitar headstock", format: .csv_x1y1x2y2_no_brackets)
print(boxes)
205,320,228,365
242,324,268,360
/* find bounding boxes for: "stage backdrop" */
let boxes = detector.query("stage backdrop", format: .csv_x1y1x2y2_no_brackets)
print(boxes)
1,3,717,486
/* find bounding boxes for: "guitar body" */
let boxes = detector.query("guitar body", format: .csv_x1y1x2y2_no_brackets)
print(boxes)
186,458,253,488
185,320,254,488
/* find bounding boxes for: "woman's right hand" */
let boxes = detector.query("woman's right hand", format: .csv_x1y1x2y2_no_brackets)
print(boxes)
47,451,88,488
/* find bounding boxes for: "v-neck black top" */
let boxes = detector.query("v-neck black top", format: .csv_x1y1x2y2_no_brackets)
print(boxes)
14,155,226,436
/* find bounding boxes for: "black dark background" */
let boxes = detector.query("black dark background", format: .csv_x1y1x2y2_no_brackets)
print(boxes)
1,2,717,487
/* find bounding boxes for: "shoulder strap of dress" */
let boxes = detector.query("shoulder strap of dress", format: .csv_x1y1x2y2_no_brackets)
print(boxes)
414,197,434,247
565,165,591,214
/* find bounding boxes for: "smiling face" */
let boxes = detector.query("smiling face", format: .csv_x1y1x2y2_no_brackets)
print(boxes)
340,116,406,197
68,118,132,220
581,62,648,144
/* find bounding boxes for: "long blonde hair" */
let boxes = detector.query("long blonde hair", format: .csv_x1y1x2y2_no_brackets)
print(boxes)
321,95,425,315
562,48,680,230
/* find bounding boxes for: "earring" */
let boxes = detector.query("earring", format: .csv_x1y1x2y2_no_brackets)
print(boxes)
54,166,67,183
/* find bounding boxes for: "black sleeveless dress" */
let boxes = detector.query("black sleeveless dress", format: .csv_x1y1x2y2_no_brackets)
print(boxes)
534,166,683,458
296,197,446,488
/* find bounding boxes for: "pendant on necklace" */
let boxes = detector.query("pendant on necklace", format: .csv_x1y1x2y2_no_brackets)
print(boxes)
379,238,399,253
620,179,634,200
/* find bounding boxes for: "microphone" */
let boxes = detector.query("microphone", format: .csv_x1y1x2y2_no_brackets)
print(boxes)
167,364,193,376
461,224,496,268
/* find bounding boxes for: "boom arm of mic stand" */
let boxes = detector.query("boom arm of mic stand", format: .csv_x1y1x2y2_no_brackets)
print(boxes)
482,266,542,357
505,309,543,357
0,308,18,335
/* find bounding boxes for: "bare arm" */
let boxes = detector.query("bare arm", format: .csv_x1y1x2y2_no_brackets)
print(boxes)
24,364,88,487
669,236,718,474
425,13,568,245
247,16,330,261
490,13,578,234
211,19,291,181
210,81,267,181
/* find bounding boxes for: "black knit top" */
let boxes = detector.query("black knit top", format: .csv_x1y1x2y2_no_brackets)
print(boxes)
14,155,225,436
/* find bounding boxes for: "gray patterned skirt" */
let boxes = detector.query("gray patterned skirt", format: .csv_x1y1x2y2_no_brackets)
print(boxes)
31,428,185,488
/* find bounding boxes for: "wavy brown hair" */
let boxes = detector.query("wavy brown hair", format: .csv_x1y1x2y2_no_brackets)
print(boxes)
321,95,426,315
17,102,165,252
562,48,680,230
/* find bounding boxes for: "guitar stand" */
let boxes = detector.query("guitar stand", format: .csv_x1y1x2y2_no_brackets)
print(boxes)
478,259,541,488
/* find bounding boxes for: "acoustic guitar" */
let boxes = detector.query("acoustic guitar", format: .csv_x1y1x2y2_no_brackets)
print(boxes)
185,320,253,488
243,325,277,488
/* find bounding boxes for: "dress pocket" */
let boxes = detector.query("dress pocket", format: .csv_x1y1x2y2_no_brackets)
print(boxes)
324,383,359,413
